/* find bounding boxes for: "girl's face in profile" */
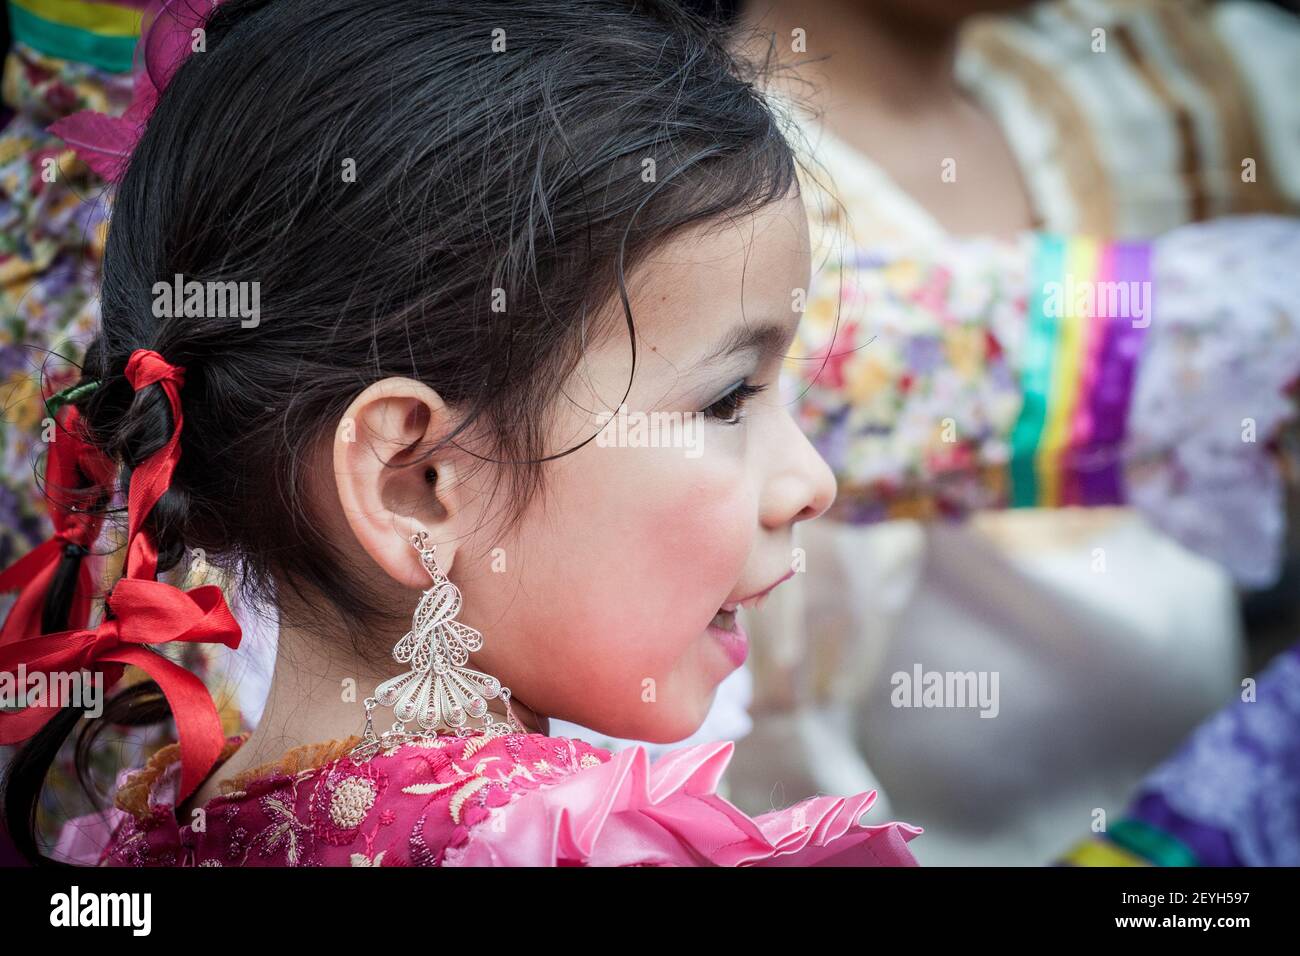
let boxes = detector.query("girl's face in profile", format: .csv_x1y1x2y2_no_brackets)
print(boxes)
453,189,837,742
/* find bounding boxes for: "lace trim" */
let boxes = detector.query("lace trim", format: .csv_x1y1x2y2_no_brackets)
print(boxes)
218,736,363,795
111,731,511,822
114,735,250,819
113,734,369,820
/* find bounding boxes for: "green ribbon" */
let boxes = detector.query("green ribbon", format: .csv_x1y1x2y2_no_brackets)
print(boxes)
1109,818,1200,867
44,378,102,418
1009,234,1065,507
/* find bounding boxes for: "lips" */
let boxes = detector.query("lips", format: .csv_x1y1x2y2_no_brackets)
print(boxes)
705,570,796,670
706,612,748,667
717,569,796,614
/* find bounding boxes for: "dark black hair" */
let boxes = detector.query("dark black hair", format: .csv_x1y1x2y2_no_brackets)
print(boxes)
3,0,816,863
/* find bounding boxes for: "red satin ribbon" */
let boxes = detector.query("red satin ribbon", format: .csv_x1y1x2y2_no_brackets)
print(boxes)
0,349,243,801
123,349,187,579
0,577,241,798
0,404,116,645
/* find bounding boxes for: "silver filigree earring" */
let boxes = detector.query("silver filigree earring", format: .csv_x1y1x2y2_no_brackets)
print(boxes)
351,530,523,762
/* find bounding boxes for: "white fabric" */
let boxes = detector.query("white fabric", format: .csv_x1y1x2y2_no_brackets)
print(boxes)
850,513,1243,866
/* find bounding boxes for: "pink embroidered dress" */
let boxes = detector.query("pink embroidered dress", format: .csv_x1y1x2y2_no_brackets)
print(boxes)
55,731,922,867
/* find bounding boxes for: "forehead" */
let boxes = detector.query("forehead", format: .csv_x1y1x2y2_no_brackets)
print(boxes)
593,191,811,367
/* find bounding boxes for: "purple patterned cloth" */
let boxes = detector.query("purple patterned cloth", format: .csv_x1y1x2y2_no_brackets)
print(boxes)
1126,643,1300,866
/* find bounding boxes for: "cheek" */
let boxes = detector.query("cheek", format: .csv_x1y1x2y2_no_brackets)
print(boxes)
599,443,752,625
636,462,753,621
496,442,754,730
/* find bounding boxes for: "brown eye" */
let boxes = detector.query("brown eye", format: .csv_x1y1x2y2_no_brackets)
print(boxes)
703,382,767,425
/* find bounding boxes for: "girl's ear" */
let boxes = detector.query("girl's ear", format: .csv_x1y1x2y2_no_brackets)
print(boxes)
332,376,465,589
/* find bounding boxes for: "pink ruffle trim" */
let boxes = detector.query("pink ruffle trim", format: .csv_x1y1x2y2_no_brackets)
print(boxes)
443,740,922,867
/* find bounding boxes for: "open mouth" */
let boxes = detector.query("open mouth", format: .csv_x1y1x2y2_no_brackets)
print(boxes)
709,570,795,635
707,604,750,668
708,607,739,632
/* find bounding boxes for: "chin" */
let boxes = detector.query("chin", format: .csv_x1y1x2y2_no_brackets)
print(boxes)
635,693,718,744
566,697,712,745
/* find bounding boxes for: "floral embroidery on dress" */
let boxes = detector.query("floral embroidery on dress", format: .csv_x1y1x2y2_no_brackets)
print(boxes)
309,762,387,846
253,784,314,866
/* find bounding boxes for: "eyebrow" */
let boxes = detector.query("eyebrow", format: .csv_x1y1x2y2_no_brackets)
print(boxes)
692,319,797,369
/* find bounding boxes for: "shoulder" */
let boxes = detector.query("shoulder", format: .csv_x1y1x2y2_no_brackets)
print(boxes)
93,731,923,867
90,731,610,866
250,731,617,867
221,731,615,867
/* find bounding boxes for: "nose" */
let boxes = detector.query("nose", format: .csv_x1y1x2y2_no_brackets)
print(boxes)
759,409,837,530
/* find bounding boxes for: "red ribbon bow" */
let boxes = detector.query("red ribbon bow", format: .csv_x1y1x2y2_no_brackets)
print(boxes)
0,349,242,801
0,405,116,645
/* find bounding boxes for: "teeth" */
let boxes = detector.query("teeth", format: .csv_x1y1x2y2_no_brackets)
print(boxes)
721,595,758,614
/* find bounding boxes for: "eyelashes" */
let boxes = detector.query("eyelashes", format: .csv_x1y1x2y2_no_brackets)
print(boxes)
702,381,768,425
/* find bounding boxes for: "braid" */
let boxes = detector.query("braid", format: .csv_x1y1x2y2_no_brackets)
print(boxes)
3,344,214,862
31,343,117,634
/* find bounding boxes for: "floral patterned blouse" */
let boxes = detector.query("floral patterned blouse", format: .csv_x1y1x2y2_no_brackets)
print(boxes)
54,731,923,867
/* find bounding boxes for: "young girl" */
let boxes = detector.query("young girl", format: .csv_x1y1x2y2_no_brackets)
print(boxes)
0,0,922,866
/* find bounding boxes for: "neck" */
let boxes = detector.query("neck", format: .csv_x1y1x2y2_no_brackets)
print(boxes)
738,0,963,115
237,613,550,770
